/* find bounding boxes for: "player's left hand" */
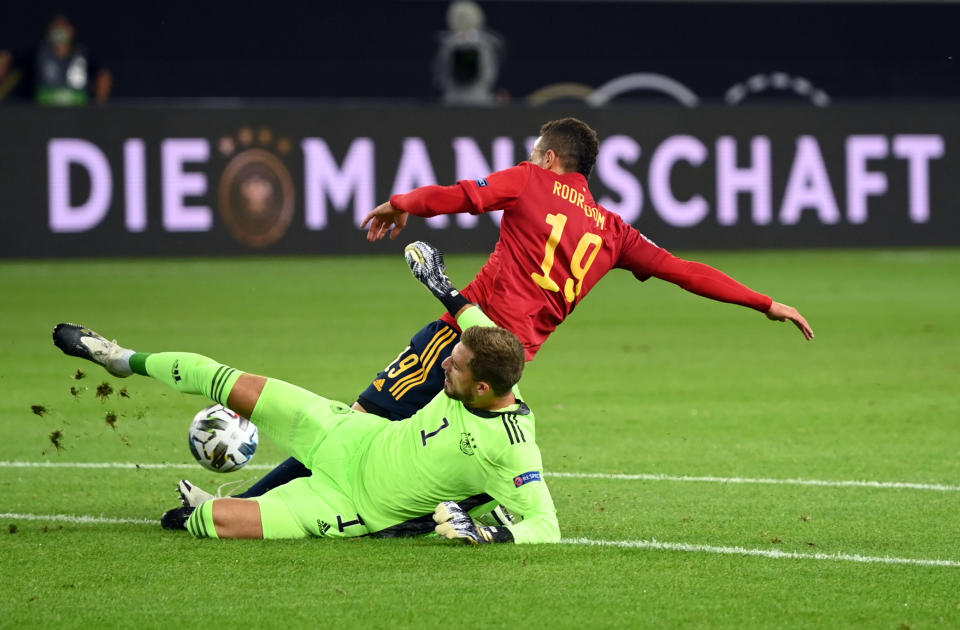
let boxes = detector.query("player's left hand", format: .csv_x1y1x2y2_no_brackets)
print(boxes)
766,301,814,340
434,501,493,544
404,241,455,296
360,202,409,241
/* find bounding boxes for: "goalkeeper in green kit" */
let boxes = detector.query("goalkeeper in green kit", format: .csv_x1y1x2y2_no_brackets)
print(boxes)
52,245,559,544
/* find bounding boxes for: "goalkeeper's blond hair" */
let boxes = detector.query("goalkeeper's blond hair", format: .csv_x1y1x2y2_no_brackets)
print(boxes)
460,326,524,396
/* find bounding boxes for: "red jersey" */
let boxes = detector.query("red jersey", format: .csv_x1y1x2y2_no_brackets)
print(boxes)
391,162,772,360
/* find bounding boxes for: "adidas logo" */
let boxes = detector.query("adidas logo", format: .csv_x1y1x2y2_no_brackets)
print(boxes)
373,378,385,391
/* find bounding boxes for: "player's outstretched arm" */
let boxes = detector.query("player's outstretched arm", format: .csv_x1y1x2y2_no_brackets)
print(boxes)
360,201,409,241
766,301,815,340
650,254,814,341
404,241,471,317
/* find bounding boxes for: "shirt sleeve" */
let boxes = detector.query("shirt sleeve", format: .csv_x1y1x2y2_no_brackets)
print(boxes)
651,253,774,312
485,443,561,544
456,163,532,214
389,185,473,217
456,305,497,330
614,223,671,281
389,163,532,217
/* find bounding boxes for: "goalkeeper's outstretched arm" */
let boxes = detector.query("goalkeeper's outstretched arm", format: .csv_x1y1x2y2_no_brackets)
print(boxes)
404,240,503,333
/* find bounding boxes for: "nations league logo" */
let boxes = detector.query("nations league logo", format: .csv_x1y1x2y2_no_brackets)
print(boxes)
513,471,542,487
217,127,295,248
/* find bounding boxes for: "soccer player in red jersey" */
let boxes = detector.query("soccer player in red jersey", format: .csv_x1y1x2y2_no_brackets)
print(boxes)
361,116,812,365
190,117,812,505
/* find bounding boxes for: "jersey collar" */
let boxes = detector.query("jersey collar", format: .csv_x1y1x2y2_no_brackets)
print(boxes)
464,399,531,419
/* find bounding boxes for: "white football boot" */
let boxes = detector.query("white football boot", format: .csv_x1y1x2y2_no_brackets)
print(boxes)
52,323,135,377
176,478,248,508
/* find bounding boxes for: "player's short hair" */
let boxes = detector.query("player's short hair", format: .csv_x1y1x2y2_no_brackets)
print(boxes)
460,326,525,396
538,117,600,178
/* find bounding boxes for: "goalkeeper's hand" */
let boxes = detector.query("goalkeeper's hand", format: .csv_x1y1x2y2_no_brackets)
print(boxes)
433,501,495,544
405,242,471,317
404,241,455,298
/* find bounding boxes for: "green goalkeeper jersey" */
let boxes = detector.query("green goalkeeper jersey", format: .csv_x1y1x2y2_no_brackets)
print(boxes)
314,308,559,543
356,385,555,542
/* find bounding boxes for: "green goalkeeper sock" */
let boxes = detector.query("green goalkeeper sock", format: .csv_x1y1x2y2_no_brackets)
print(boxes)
130,351,242,407
187,501,219,539
129,352,150,376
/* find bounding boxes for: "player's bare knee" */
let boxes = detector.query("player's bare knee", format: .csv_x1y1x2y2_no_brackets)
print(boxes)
226,374,268,419
211,497,264,539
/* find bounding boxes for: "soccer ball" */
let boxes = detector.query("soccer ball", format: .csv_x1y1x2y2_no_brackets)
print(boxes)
188,404,258,472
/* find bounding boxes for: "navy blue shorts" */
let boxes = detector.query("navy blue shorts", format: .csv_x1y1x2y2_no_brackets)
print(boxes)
357,319,460,421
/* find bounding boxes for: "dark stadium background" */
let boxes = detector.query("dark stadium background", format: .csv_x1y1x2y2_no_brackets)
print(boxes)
1,0,956,101
2,0,958,257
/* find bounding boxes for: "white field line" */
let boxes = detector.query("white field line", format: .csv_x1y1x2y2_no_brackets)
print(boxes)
546,471,960,492
0,460,277,471
2,461,959,493
2,510,957,568
564,538,960,568
1,512,154,525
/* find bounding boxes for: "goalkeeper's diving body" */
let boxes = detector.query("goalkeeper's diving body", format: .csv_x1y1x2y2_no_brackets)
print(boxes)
52,288,559,544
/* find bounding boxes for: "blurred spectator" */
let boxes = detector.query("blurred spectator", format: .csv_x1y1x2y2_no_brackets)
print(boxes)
433,1,505,105
0,49,25,102
35,14,111,106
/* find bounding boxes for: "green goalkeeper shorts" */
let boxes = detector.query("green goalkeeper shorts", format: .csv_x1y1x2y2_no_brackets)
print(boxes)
247,377,388,539
254,474,372,539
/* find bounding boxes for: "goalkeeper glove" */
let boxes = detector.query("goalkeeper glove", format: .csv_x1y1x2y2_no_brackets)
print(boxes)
434,501,513,544
404,241,470,317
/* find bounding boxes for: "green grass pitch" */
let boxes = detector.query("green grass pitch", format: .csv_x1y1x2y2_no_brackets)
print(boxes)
2,248,959,628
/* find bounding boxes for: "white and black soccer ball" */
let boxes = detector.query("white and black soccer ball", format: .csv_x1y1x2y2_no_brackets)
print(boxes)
188,404,258,472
